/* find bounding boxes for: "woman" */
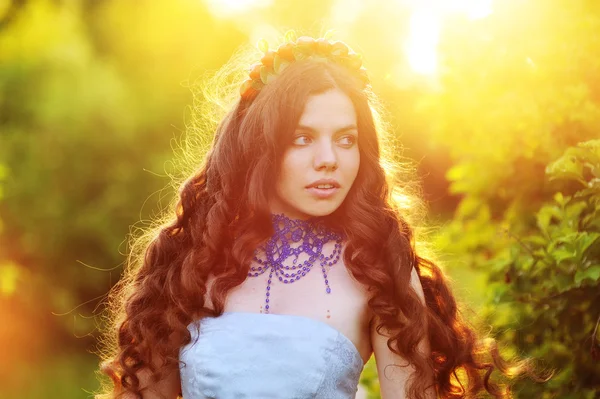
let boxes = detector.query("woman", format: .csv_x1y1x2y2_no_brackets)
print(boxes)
96,33,537,398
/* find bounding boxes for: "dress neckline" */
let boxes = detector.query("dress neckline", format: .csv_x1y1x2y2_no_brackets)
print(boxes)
208,311,366,367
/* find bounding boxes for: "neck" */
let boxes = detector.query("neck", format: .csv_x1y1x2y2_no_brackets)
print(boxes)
270,212,321,224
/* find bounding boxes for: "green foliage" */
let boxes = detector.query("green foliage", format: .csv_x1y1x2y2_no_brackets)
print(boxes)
0,1,243,396
421,1,600,396
436,137,600,397
483,140,600,397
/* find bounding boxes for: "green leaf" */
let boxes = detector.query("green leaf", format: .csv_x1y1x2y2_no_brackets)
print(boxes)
546,148,585,184
523,235,547,247
574,265,600,285
257,38,269,53
574,232,600,258
537,204,562,232
564,200,588,222
577,139,600,164
284,29,297,43
546,141,600,186
488,255,512,272
553,192,571,206
551,248,576,263
323,29,337,40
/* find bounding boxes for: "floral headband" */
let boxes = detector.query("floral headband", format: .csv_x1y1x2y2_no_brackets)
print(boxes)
240,31,370,101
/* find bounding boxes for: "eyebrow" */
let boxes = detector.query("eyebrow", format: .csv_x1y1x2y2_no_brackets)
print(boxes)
295,124,358,134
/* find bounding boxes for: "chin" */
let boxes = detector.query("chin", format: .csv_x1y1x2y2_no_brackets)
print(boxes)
304,209,334,218
275,196,344,219
300,202,342,218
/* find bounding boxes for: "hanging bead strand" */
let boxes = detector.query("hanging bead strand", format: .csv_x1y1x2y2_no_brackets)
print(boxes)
248,214,344,314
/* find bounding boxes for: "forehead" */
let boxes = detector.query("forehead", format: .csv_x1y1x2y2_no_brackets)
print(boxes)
297,89,357,131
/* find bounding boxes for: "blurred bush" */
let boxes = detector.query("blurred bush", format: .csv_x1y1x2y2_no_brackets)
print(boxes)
482,141,600,398
421,2,600,396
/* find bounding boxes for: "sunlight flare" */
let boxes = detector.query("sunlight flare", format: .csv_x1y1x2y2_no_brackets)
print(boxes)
405,9,440,75
204,0,272,18
403,0,493,74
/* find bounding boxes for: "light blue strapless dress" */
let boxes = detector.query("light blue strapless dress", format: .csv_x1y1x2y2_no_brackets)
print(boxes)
179,312,365,398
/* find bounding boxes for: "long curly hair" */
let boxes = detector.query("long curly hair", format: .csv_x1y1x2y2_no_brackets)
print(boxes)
95,40,544,399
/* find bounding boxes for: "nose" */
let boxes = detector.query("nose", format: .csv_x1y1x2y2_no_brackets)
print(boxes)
313,140,338,171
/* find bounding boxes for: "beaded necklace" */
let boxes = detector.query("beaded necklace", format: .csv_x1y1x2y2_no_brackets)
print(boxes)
248,214,344,314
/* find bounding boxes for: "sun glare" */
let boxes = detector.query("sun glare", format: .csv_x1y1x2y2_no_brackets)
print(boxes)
330,0,365,24
404,0,493,75
405,10,440,75
204,0,272,18
449,0,494,19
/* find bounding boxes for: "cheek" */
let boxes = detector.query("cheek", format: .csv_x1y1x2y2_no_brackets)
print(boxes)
345,149,361,180
277,152,302,189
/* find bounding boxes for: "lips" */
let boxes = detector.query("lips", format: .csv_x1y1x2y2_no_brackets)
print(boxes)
306,179,340,199
306,179,341,189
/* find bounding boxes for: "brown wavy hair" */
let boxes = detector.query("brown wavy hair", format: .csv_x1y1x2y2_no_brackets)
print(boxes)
95,41,546,399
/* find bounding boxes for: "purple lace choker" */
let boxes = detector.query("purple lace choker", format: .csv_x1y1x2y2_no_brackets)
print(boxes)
248,213,344,314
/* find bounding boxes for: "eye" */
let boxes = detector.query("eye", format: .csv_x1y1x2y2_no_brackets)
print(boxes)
337,134,357,147
292,135,312,146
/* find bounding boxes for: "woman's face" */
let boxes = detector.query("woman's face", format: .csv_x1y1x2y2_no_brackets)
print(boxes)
270,88,360,219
